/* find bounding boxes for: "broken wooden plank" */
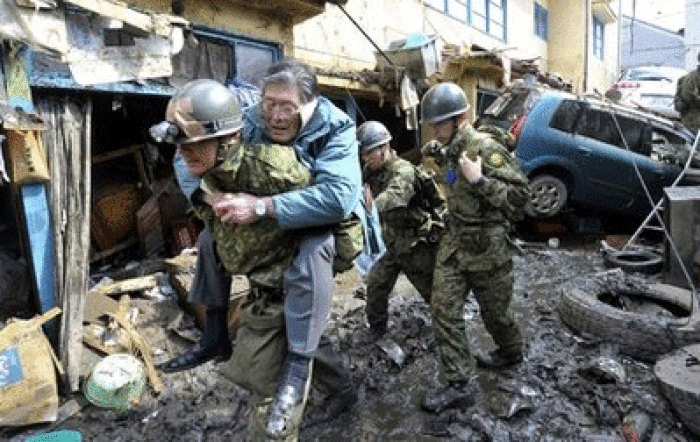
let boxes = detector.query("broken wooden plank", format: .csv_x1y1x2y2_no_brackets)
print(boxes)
83,290,119,323
111,295,163,394
91,144,142,165
90,274,158,297
164,251,198,273
82,332,116,356
63,0,186,36
90,236,138,263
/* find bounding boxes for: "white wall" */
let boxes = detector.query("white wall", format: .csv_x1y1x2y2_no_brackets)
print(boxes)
293,0,553,73
686,0,700,69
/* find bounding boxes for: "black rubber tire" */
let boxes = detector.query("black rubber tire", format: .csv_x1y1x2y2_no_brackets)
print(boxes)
558,282,700,362
525,174,568,218
655,343,700,437
604,249,664,274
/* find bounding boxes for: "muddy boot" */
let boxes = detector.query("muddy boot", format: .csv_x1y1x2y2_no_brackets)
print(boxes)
303,340,358,427
157,307,232,373
474,348,523,369
421,379,479,413
248,396,299,442
264,352,313,439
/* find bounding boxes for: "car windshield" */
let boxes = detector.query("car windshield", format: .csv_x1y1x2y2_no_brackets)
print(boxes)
484,88,542,122
622,68,684,83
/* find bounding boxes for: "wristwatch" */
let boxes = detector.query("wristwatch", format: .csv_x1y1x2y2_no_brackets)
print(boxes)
255,198,267,218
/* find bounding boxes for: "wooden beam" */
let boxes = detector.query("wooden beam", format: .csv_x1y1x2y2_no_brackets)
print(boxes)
91,144,142,165
90,274,158,297
63,0,187,36
39,96,92,393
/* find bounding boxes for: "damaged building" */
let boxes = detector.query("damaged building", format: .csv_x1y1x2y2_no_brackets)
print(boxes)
8,1,700,441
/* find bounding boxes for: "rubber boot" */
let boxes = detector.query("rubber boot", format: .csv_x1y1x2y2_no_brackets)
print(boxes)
264,352,312,439
157,307,232,373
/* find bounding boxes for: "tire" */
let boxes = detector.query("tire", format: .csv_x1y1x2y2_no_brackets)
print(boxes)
525,174,568,218
655,343,700,437
558,282,700,362
604,249,663,274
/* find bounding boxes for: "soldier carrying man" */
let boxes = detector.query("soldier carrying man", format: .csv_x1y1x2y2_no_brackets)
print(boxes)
152,65,361,440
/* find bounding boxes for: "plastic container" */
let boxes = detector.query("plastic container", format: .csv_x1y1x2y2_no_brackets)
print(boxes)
26,430,82,442
83,353,145,411
375,33,441,79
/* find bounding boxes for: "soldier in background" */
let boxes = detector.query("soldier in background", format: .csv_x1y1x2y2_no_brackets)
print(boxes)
419,82,530,413
357,121,445,339
675,54,700,132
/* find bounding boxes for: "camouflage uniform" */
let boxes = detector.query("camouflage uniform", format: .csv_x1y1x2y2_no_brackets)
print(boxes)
675,68,700,131
422,121,530,382
195,139,312,290
364,152,445,332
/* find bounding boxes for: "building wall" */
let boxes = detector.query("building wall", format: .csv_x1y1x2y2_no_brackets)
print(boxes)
548,0,587,91
686,0,700,69
589,1,621,92
295,0,619,94
621,16,685,70
130,0,294,52
293,0,554,71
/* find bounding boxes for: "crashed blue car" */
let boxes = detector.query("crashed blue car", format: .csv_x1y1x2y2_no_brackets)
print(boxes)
484,87,700,219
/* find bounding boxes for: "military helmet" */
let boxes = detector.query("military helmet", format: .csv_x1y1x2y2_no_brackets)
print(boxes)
150,79,243,144
357,121,392,153
420,82,471,124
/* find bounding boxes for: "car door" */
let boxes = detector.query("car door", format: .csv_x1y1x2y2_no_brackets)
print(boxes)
613,114,675,216
569,106,638,213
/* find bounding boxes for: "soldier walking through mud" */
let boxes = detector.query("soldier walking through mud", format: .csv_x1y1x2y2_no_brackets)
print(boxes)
419,82,530,412
357,120,446,339
675,53,700,132
153,59,362,440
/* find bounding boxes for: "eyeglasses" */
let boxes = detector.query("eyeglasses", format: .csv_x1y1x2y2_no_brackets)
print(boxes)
261,98,300,118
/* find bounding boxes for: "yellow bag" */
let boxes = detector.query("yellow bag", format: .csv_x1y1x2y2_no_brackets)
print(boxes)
0,308,61,426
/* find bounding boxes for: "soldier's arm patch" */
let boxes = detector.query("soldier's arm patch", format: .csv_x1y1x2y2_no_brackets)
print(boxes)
487,152,506,168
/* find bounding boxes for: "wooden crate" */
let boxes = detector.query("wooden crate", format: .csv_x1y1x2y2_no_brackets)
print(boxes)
136,194,165,257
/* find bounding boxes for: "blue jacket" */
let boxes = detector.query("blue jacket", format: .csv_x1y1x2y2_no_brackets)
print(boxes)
243,97,363,230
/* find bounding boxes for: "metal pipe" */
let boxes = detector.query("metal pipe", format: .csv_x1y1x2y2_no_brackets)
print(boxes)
333,3,396,68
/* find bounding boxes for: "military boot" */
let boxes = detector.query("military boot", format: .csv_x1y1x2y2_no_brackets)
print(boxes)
421,378,479,413
157,307,232,373
474,348,523,369
265,352,313,439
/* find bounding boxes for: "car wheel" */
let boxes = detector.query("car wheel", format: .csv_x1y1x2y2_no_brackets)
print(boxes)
604,249,663,274
655,343,700,437
525,175,568,218
558,281,700,362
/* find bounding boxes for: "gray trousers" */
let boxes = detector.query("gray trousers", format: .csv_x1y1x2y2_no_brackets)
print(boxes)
189,228,336,357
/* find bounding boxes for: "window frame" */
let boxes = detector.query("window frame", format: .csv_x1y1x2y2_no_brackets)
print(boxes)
592,16,604,60
534,2,548,41
426,0,507,42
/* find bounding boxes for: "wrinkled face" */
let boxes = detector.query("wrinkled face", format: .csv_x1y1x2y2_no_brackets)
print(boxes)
261,84,303,144
361,143,389,170
178,139,219,176
431,118,457,145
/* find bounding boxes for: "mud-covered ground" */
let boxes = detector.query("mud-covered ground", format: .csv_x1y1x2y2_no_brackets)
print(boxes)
3,228,700,442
